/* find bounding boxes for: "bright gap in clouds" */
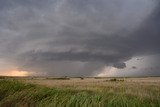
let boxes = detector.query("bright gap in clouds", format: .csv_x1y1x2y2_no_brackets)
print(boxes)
97,54,160,77
0,70,32,76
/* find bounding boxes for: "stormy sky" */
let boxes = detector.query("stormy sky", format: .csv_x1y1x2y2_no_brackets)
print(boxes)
0,0,160,76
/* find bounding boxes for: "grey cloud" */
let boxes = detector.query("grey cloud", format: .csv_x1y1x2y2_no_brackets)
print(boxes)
136,58,144,61
132,66,137,69
113,63,126,69
0,0,160,76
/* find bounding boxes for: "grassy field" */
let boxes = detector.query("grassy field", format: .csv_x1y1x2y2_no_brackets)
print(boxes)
0,77,160,107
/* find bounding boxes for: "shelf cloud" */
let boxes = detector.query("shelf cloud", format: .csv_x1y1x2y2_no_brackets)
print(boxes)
0,0,160,76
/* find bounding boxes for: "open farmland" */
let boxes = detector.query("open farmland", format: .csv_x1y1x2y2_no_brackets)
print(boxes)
0,77,160,107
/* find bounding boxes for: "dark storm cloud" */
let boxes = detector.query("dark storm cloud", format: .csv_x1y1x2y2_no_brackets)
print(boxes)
113,63,126,69
132,66,137,69
0,0,160,76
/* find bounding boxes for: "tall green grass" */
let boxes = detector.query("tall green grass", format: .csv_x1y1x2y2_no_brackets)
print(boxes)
0,80,159,107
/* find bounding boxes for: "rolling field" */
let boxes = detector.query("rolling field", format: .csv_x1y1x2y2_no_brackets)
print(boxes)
0,77,160,107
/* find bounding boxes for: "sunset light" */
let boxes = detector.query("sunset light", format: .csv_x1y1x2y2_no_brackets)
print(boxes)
1,70,31,76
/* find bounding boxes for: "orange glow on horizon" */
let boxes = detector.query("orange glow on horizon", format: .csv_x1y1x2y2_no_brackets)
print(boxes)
0,70,32,76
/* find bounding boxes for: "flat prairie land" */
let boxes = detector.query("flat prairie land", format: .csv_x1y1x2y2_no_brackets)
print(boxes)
0,76,160,107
